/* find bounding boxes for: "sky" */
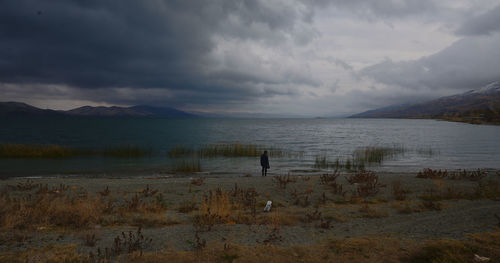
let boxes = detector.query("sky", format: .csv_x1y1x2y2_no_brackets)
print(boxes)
1,0,500,117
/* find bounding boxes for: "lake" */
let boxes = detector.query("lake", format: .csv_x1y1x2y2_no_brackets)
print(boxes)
1,117,499,177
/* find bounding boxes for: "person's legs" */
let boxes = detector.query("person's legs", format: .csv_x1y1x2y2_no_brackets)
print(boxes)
264,167,268,176
262,166,265,176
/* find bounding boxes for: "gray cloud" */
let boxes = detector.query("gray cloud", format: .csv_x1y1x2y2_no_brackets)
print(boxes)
456,4,500,35
359,32,500,92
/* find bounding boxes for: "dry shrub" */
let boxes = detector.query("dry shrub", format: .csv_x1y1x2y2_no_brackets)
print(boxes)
319,170,341,185
392,180,410,201
273,174,297,189
347,171,385,198
417,168,487,181
139,185,158,197
98,186,111,197
289,188,312,207
417,168,449,179
15,179,39,191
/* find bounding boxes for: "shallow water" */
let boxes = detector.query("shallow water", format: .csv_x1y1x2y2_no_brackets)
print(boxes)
1,117,499,177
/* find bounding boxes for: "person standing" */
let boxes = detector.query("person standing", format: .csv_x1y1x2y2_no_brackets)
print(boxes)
260,150,270,176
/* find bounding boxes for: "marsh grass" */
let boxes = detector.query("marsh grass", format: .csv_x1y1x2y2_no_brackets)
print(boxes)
353,145,406,165
0,143,78,158
168,142,298,158
0,143,152,158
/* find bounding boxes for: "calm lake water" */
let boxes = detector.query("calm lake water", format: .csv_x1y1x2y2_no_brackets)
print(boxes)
1,117,499,177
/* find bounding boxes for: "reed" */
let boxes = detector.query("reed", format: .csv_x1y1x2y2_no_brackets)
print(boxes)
168,142,296,158
353,145,406,165
0,143,152,158
0,143,79,158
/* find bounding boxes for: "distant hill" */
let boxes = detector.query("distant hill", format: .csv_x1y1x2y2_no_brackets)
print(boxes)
0,102,197,118
0,102,62,117
350,81,500,124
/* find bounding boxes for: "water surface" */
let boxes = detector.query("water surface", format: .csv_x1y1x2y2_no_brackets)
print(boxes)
1,117,499,177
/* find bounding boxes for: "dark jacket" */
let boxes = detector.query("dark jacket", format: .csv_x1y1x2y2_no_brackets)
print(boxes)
260,153,270,168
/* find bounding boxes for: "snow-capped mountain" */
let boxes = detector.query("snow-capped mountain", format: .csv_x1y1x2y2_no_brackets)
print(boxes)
350,82,500,124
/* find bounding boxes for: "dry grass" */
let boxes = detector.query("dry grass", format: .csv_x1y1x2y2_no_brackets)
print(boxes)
0,183,172,230
358,204,389,218
2,231,499,263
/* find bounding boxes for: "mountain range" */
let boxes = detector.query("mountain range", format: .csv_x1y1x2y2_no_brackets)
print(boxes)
350,81,500,124
0,102,197,118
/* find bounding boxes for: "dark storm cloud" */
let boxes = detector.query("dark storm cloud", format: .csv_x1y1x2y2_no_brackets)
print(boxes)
0,0,316,107
456,4,500,36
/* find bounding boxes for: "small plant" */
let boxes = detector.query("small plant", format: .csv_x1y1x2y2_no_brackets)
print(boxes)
16,179,38,191
273,174,297,189
290,188,312,207
98,186,111,197
125,194,143,212
392,180,410,201
111,228,153,256
347,171,384,198
139,185,158,197
319,170,341,185
417,168,448,179
84,233,98,247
